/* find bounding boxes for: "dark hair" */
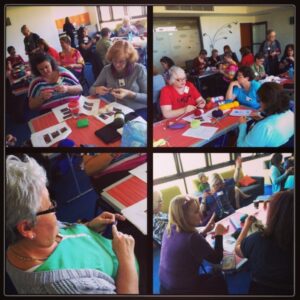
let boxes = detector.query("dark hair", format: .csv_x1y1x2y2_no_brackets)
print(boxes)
240,46,251,56
283,44,294,58
257,82,290,115
7,46,15,54
77,26,86,39
212,49,218,55
254,52,264,60
100,27,111,37
264,190,293,253
238,66,255,81
270,153,283,166
199,49,207,56
160,56,175,69
29,52,58,77
223,51,232,58
20,24,27,32
223,45,232,52
65,17,70,24
38,38,49,52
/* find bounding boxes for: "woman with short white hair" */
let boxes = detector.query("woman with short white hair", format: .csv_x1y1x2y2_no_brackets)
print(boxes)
6,155,138,294
160,66,206,119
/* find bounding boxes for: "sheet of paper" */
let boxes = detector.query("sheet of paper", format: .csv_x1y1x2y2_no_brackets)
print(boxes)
79,96,100,116
31,122,71,147
129,163,147,183
182,126,218,140
52,103,72,123
230,109,252,117
223,235,237,253
121,199,147,235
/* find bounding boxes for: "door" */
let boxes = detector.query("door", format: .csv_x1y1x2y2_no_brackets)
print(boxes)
240,23,252,49
252,22,267,55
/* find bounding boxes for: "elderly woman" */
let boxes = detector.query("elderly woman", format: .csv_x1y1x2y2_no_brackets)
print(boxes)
235,190,293,295
259,29,281,75
117,16,138,38
160,66,206,119
225,66,261,109
6,155,139,294
90,40,147,112
237,82,294,147
251,52,267,81
59,36,85,79
159,195,228,294
28,53,82,111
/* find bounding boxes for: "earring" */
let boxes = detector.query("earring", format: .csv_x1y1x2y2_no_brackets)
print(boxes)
31,233,36,239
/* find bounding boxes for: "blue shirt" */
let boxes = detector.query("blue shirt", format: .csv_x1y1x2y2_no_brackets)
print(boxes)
233,80,261,109
237,110,294,147
270,165,288,193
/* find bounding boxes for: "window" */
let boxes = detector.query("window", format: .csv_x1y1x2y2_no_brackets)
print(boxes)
154,179,186,195
180,153,206,172
98,6,146,23
112,6,125,20
99,6,111,21
153,153,177,179
210,153,231,166
127,6,144,18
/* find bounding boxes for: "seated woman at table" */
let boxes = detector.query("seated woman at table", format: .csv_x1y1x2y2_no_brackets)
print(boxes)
6,46,25,76
235,190,293,295
160,66,206,119
279,44,294,73
237,82,294,147
192,49,208,75
218,52,238,96
28,52,82,111
89,40,147,114
225,66,261,109
239,47,254,67
220,45,239,64
159,195,228,294
6,155,139,294
208,49,221,68
59,36,85,80
160,56,175,84
37,39,60,63
251,52,267,81
117,16,139,38
269,153,293,193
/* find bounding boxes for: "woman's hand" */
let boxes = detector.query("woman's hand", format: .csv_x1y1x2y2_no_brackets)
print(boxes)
185,105,196,113
215,223,229,236
196,97,206,108
40,90,53,101
111,88,136,100
54,85,69,93
203,212,216,235
87,212,126,233
244,215,256,228
239,116,247,124
95,86,111,95
112,225,135,264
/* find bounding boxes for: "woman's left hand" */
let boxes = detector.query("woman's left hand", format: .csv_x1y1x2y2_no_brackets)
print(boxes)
87,212,126,232
203,212,216,234
239,116,247,124
196,97,206,108
54,85,69,93
111,88,136,100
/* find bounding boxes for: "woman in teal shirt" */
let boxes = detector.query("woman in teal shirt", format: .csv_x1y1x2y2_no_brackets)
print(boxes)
237,82,294,147
225,66,261,109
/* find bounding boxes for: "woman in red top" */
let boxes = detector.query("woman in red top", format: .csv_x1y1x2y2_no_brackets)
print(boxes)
37,38,60,62
160,66,206,119
6,46,25,76
240,47,255,67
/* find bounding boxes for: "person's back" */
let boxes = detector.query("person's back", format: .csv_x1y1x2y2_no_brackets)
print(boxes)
96,38,112,66
241,232,293,294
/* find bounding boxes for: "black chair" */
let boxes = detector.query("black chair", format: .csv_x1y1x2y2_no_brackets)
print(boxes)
185,59,195,75
280,135,294,148
5,272,17,295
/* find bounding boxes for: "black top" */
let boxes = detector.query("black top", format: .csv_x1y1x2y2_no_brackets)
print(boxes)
241,232,293,291
63,22,75,39
24,32,40,55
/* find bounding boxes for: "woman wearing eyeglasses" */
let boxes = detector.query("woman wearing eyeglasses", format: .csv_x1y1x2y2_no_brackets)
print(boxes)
159,195,228,294
6,155,139,294
89,40,147,114
160,66,206,119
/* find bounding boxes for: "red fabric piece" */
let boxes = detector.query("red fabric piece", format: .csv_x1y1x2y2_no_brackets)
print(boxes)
241,53,255,67
239,175,257,187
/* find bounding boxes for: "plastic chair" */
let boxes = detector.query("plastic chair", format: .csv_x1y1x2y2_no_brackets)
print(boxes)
160,186,182,213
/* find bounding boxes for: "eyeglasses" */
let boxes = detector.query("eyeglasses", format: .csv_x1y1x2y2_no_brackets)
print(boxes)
36,200,57,216
112,59,127,66
175,78,187,82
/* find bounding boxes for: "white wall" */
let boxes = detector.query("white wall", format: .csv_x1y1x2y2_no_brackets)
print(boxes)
255,7,295,56
5,6,98,59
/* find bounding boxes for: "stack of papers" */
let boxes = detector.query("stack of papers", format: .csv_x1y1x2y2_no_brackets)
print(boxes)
129,163,147,183
182,126,218,140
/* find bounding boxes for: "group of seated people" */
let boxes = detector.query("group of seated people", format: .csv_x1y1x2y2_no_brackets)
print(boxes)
154,31,294,147
153,156,294,295
6,23,147,119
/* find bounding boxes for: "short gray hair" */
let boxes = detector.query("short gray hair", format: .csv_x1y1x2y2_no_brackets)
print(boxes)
209,173,224,189
169,66,186,85
6,155,48,244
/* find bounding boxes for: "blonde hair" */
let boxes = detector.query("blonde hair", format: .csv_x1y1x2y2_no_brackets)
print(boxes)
153,190,162,211
106,40,139,64
166,195,199,235
209,173,224,189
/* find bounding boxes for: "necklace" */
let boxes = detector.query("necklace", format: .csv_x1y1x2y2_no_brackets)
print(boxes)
8,235,62,262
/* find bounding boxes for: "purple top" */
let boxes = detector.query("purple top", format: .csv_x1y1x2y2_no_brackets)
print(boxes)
159,225,223,291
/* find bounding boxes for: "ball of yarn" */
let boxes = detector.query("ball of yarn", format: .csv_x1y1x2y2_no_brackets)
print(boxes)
212,109,223,118
194,109,202,116
58,138,75,147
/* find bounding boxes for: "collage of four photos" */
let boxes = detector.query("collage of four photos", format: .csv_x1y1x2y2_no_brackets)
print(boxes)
4,3,295,296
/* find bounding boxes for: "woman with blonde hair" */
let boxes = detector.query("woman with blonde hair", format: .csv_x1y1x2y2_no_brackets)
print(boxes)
159,195,228,294
90,40,147,112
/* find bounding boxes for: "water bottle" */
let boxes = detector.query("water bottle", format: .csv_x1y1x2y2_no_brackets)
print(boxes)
128,31,133,42
288,65,294,79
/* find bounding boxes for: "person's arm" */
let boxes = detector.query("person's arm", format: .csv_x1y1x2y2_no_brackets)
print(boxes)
83,153,116,177
161,105,195,119
270,166,289,185
54,84,83,95
233,156,242,183
112,225,139,294
89,68,107,95
235,216,255,258
29,90,53,110
225,81,240,100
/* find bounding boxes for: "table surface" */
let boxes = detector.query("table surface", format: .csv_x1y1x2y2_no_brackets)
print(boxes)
153,105,255,147
28,97,123,147
8,63,31,96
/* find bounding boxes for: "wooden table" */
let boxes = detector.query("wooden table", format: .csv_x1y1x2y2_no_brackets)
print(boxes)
153,105,256,147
